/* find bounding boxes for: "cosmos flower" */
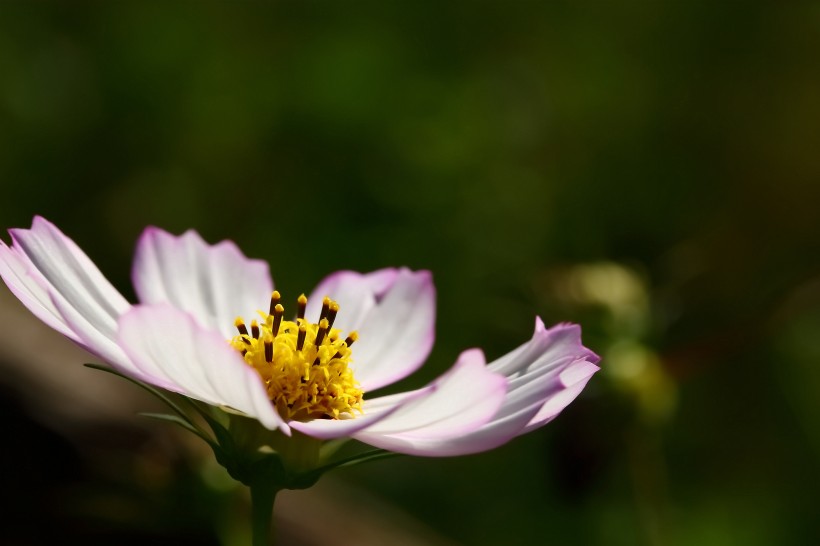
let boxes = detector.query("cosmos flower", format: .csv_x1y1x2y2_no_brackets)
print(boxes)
0,217,599,457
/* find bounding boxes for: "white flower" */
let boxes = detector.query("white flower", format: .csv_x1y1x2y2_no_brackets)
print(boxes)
0,217,599,456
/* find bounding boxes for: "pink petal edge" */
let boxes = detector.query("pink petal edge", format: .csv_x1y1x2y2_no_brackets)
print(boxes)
351,268,437,391
351,349,507,453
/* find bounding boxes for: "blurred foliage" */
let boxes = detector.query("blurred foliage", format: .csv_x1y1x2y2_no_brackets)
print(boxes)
1,1,819,545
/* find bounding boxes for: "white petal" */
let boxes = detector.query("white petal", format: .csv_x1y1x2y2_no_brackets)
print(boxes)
0,218,151,378
50,291,161,383
352,349,507,454
418,365,575,456
520,359,599,434
0,240,77,341
429,347,599,455
306,268,399,332
435,326,599,454
117,304,287,433
404,402,548,457
490,319,600,377
132,227,273,338
311,268,435,391
353,320,600,457
8,216,130,333
492,362,567,418
355,360,557,457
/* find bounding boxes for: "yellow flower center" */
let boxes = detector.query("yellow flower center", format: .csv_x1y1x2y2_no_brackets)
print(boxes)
230,291,364,422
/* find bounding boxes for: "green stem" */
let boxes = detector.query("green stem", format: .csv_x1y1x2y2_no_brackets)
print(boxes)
250,479,279,546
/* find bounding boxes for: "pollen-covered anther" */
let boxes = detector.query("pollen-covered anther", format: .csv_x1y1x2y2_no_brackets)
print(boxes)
326,301,340,329
229,292,364,422
296,294,307,321
333,331,359,359
271,303,284,337
315,318,329,347
319,296,331,322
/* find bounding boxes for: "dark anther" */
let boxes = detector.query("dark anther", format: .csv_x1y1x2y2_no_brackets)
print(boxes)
264,338,273,363
315,318,329,347
235,320,249,337
272,303,284,337
319,296,331,322
332,332,358,359
326,302,339,329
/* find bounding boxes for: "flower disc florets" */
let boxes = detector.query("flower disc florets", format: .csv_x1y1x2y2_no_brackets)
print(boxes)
230,291,363,422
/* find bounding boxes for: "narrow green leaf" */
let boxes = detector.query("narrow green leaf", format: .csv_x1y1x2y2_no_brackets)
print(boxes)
84,363,214,444
138,412,216,446
315,448,401,474
183,398,234,445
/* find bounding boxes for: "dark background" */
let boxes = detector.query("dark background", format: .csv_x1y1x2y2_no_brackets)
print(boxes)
1,2,819,545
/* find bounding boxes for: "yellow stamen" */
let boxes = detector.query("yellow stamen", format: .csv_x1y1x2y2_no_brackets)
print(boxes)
229,293,364,422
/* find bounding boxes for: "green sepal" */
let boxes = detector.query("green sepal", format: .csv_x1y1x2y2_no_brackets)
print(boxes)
215,414,323,490
214,415,400,490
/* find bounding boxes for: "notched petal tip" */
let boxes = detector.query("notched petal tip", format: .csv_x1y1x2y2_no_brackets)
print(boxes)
137,225,166,244
538,319,602,364
30,215,52,230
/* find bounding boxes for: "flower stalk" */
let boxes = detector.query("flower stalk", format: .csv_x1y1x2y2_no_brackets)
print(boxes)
249,473,279,546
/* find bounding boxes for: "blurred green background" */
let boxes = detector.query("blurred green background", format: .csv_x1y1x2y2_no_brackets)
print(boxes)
1,2,819,545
